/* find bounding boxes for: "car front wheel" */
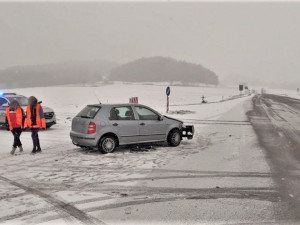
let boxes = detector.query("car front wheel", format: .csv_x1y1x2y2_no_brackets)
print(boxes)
99,136,117,154
167,129,181,147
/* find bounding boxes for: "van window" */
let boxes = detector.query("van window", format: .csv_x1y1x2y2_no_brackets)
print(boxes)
76,106,101,119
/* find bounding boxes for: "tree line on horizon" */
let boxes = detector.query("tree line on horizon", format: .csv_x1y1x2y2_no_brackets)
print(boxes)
109,56,219,85
0,57,219,88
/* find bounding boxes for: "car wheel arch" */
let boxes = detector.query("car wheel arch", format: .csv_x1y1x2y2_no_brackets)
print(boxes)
98,132,120,147
167,128,182,146
166,125,181,136
167,127,180,136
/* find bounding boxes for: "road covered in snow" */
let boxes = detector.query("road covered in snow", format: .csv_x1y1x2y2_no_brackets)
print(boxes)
0,83,298,224
249,94,300,222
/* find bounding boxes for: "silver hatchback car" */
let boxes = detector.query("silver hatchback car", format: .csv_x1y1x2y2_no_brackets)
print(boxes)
70,104,194,154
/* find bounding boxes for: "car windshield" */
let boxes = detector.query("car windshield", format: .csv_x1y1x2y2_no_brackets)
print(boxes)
7,96,28,106
76,106,101,119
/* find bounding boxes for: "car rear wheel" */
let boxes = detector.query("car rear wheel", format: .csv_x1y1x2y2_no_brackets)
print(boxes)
99,136,117,154
167,129,181,147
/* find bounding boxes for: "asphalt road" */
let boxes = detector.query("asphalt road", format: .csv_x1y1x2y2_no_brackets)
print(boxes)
249,94,300,222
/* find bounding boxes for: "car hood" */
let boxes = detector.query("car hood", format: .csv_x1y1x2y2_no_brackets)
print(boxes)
21,105,54,113
164,115,183,124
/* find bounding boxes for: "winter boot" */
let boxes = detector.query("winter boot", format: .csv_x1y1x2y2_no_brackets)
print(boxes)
10,147,17,155
19,146,23,152
36,148,42,153
31,149,37,154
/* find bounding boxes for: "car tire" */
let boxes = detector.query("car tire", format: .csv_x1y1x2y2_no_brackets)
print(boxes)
167,129,181,147
99,136,117,154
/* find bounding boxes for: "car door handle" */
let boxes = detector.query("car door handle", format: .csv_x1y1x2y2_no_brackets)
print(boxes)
140,123,145,126
113,123,118,126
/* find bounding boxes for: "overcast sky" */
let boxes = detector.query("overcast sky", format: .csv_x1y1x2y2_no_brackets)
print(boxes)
0,2,299,85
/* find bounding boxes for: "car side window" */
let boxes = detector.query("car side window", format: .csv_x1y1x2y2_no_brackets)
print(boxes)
109,107,135,120
0,98,8,107
135,106,159,120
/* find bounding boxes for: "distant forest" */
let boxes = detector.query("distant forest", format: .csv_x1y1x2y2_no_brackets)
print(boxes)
0,60,118,89
109,57,219,85
0,57,218,88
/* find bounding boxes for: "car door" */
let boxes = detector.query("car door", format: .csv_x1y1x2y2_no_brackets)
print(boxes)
107,106,140,145
134,106,167,143
0,98,9,123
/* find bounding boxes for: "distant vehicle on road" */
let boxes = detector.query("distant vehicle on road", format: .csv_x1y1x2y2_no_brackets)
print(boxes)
0,93,56,129
70,104,194,154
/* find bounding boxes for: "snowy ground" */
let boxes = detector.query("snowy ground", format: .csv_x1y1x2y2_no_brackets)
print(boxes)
0,83,288,224
266,88,300,100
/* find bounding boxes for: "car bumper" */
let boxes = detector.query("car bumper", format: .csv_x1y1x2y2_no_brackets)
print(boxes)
45,114,56,127
181,125,194,140
70,131,98,147
46,121,56,127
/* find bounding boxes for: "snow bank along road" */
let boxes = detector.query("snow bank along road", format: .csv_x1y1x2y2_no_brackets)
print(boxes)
0,88,298,224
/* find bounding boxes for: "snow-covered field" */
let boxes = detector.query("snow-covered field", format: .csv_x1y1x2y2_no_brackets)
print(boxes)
266,88,300,99
0,82,251,174
3,82,248,127
0,82,250,160
1,83,277,225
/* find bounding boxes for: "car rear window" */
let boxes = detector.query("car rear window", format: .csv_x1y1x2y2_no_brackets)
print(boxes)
76,106,101,119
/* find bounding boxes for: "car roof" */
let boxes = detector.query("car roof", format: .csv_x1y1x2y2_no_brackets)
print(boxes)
0,93,26,98
0,94,27,104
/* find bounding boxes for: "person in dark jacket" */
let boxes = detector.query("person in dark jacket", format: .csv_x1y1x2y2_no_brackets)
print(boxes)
6,100,25,155
24,96,46,154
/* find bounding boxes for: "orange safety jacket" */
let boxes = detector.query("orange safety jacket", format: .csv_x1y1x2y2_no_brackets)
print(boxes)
6,107,23,131
24,103,46,129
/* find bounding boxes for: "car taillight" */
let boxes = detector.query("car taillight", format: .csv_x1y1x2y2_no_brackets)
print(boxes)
88,122,96,134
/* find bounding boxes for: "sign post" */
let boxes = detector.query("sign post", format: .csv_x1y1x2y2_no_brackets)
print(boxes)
166,86,171,113
239,84,244,95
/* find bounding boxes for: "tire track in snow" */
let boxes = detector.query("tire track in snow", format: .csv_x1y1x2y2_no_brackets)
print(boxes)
0,192,27,201
80,187,281,214
75,173,273,190
0,175,105,225
0,186,281,223
6,169,273,193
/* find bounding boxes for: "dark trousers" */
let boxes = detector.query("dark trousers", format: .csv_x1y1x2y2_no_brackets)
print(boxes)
11,128,22,148
31,128,41,151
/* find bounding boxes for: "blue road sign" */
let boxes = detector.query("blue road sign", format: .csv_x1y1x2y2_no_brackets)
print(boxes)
166,86,171,96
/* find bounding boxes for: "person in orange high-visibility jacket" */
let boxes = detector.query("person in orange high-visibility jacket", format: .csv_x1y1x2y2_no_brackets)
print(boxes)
24,96,46,154
6,100,25,155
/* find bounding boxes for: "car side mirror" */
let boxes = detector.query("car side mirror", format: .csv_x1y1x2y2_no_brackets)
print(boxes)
159,115,164,121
